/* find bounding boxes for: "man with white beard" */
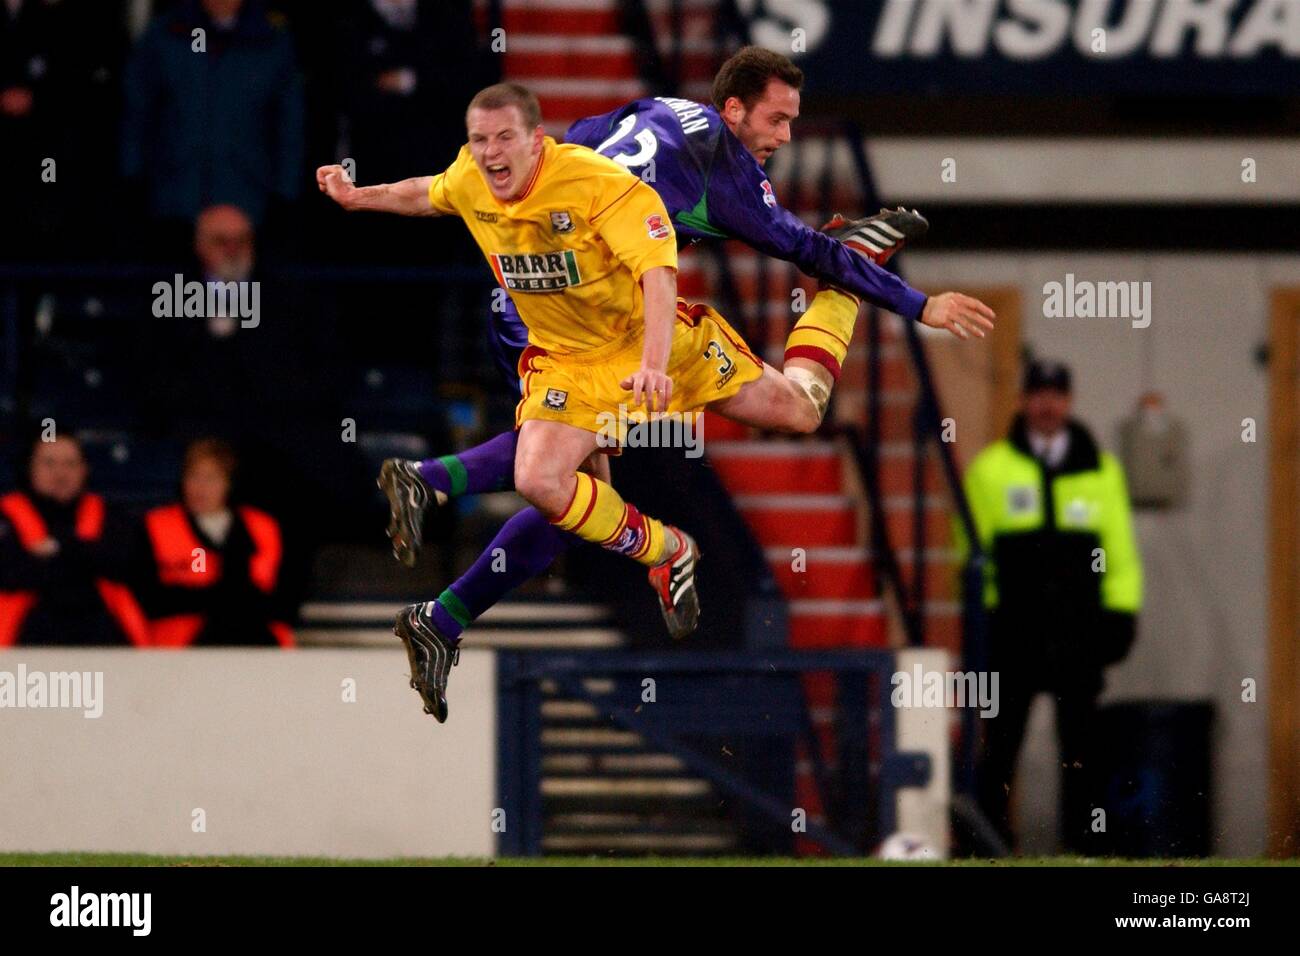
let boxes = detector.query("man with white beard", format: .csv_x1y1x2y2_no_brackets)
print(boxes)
194,203,256,338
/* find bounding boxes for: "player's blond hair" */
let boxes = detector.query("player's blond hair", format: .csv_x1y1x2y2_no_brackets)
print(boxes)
466,83,543,131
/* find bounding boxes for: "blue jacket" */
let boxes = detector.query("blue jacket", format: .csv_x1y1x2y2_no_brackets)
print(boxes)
121,0,304,224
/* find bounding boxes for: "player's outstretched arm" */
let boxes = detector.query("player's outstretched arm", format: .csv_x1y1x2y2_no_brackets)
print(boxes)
620,266,676,414
315,165,440,217
919,292,996,341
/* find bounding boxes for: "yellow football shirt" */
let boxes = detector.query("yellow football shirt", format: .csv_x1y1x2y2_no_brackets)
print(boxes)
427,137,678,355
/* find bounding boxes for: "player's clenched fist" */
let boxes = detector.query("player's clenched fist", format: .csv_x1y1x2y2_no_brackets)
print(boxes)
316,164,358,209
621,368,673,414
920,291,996,341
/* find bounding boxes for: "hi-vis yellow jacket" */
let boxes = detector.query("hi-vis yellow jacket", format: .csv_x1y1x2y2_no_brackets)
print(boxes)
955,416,1142,620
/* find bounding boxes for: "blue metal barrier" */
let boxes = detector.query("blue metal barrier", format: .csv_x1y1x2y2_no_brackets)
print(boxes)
496,649,933,857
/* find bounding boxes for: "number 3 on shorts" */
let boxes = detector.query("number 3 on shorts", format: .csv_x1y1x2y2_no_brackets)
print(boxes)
704,340,736,388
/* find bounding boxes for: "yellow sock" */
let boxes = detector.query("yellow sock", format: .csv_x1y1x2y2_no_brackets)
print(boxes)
551,473,673,566
784,288,860,379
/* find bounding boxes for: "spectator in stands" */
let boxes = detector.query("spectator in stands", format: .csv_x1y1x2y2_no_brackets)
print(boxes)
134,203,261,435
959,360,1143,853
0,0,125,256
143,202,308,422
136,438,295,646
121,0,304,247
0,432,149,646
321,0,485,264
194,202,256,337
337,0,480,187
1,0,55,257
132,203,373,577
196,202,255,277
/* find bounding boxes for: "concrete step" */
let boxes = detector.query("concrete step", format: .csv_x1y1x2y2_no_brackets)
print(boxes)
788,598,887,648
840,350,917,392
830,391,924,439
733,493,859,548
504,47,718,82
768,546,875,600
708,440,842,495
541,777,711,798
295,599,624,648
767,545,961,602
878,496,954,551
875,444,946,496
498,0,721,37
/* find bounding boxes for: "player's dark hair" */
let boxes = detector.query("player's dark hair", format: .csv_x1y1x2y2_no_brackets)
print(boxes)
466,82,543,131
711,46,804,112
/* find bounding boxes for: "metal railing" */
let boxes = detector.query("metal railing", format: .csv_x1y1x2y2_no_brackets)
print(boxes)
838,125,991,810
692,118,996,837
496,648,933,856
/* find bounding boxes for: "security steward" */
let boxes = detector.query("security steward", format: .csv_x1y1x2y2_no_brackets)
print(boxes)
0,433,149,646
959,360,1142,852
137,438,294,647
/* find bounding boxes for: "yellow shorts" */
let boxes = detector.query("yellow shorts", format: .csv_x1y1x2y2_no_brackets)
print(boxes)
515,299,764,444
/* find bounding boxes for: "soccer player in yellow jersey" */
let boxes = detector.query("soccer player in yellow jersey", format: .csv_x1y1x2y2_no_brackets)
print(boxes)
317,82,994,722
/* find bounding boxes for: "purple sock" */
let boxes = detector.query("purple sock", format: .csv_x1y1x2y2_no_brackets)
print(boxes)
430,507,572,640
418,430,518,498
